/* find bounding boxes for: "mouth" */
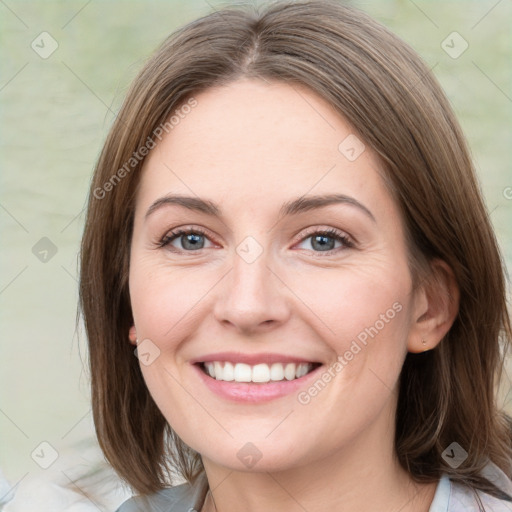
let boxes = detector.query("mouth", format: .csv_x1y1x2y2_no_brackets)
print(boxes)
196,361,323,384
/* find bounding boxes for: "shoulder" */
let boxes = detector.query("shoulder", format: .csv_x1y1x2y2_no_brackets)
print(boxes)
116,473,208,512
430,465,512,512
449,480,512,511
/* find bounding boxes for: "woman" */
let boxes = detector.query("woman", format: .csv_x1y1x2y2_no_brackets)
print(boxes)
79,1,512,510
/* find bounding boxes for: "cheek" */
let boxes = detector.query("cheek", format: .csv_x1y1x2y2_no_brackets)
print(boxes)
128,248,415,464
288,262,413,416
129,259,214,344
292,262,412,346
287,267,412,438
129,261,205,430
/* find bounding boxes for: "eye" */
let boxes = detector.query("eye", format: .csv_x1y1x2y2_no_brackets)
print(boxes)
159,227,214,252
295,228,354,253
158,226,354,254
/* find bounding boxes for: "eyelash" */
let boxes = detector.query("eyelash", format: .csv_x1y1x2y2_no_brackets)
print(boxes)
158,227,210,250
157,226,354,255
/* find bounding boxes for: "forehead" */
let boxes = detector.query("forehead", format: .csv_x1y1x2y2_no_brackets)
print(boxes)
137,78,391,216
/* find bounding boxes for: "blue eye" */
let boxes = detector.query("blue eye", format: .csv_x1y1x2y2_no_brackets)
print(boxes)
158,227,353,254
159,228,212,251
296,229,353,253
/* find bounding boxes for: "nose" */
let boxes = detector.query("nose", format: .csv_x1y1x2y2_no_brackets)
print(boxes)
213,246,291,335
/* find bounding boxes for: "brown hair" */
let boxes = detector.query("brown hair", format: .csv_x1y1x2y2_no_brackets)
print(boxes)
79,0,512,500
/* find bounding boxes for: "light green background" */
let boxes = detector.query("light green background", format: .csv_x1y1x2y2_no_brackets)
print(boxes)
1,0,511,505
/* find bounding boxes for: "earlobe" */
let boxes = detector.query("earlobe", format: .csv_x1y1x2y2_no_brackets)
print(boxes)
407,259,460,353
128,325,138,345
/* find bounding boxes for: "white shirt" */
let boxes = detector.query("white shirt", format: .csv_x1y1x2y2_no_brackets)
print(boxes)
2,460,511,511
431,473,512,511
115,463,512,511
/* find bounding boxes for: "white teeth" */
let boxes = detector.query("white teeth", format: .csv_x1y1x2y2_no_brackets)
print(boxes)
270,363,284,381
252,363,270,383
284,363,296,381
203,361,315,383
234,363,252,382
214,361,223,379
296,363,308,378
223,361,235,381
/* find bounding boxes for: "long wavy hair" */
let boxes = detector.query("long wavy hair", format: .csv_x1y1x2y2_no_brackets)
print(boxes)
79,0,512,500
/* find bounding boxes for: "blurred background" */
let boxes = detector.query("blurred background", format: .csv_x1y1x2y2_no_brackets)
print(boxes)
1,0,511,510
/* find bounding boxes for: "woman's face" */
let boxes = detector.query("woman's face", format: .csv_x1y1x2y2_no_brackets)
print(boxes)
129,78,421,473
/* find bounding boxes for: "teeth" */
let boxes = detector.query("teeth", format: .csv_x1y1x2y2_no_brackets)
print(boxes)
222,361,234,381
234,363,252,382
270,363,284,381
252,363,270,383
203,361,315,383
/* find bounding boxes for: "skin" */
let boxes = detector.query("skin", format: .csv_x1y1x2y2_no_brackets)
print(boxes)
128,78,459,512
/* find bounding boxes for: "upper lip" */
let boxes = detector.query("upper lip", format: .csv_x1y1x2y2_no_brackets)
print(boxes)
191,352,322,366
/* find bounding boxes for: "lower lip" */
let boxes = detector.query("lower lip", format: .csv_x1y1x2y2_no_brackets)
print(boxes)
192,363,324,403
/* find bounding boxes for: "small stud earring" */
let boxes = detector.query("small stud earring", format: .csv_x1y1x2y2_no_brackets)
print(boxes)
421,339,427,345
128,326,138,345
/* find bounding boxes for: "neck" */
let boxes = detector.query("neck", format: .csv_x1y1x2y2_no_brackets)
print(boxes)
201,409,437,512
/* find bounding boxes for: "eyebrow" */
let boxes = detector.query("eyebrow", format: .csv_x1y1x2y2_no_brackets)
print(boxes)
145,193,376,223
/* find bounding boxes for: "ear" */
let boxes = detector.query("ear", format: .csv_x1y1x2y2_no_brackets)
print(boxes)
128,325,138,345
407,259,460,353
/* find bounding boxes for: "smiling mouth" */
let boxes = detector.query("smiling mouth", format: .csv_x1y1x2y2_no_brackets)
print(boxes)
197,361,322,383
